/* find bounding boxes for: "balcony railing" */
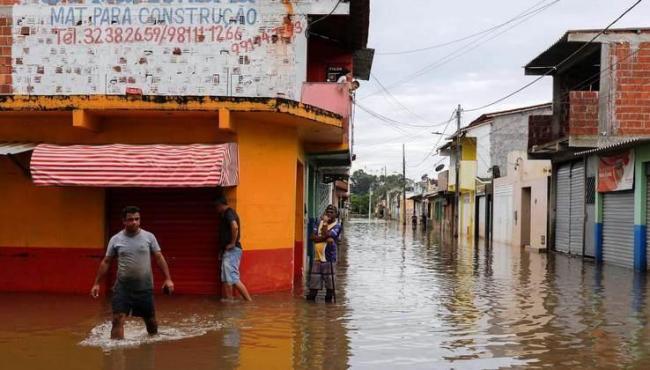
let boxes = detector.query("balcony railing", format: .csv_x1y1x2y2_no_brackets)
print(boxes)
568,91,599,137
528,90,598,152
300,83,351,119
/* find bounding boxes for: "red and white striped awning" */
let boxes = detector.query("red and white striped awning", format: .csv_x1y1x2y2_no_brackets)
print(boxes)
30,143,239,188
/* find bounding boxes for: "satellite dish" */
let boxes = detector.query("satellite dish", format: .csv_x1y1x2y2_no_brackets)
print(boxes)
435,164,445,172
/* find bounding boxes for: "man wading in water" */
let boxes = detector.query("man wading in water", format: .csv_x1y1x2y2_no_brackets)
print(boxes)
216,196,252,302
306,205,342,303
90,206,175,340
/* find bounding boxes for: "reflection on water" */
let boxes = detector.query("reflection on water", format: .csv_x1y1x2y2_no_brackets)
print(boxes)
4,219,650,369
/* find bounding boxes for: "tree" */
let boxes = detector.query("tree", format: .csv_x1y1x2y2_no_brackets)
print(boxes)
350,169,376,195
350,193,369,215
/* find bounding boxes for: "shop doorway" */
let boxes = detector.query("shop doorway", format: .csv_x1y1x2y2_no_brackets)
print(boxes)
107,188,221,295
521,187,532,247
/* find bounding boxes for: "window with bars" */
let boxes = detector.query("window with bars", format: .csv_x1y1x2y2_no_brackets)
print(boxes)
586,176,596,204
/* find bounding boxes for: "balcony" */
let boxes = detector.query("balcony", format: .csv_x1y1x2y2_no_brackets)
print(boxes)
529,91,598,153
528,115,555,150
448,161,477,192
300,83,351,120
568,91,599,140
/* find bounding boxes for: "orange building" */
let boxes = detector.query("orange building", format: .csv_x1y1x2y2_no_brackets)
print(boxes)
0,0,372,295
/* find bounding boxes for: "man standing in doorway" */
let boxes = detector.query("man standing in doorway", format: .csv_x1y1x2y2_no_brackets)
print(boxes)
307,205,342,303
90,206,174,340
216,196,252,302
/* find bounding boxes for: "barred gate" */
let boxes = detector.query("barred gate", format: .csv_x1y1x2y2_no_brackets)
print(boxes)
317,182,332,216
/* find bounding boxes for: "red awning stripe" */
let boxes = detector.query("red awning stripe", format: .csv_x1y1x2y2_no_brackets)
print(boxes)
30,143,239,188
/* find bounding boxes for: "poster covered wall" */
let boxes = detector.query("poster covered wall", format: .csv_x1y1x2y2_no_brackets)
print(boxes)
598,150,635,192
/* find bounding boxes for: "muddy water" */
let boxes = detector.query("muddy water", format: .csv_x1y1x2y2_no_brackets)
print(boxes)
3,219,650,369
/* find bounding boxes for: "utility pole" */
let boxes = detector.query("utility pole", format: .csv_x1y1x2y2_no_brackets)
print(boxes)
368,186,373,220
454,105,462,241
402,143,407,226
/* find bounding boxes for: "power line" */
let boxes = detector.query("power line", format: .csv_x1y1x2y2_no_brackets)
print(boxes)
354,100,457,129
360,0,561,100
457,40,643,142
370,74,434,124
377,0,554,56
355,109,457,151
408,109,457,168
463,0,644,113
306,0,343,36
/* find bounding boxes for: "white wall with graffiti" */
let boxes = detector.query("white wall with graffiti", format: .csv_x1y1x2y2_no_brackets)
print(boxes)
10,0,348,97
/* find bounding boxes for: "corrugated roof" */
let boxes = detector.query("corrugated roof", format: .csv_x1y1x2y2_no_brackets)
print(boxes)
0,143,37,155
574,137,650,156
525,28,650,76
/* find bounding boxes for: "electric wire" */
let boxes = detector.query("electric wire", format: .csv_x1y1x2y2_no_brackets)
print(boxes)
463,0,644,113
377,0,554,56
462,40,645,141
306,0,343,36
361,0,561,100
354,100,458,129
408,109,457,168
371,74,434,124
355,109,457,148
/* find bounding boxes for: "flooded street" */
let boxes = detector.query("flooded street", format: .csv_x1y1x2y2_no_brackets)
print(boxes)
4,219,650,369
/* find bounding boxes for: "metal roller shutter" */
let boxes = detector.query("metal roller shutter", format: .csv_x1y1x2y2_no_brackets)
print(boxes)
108,188,220,295
603,191,635,268
569,162,585,255
478,196,486,239
646,178,650,270
493,184,513,245
554,164,571,253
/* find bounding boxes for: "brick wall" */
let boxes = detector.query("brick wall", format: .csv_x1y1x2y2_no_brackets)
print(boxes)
568,90,599,136
613,42,650,135
528,114,553,149
0,1,14,94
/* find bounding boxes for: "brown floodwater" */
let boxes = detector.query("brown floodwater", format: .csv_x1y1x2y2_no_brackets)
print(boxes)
3,219,650,369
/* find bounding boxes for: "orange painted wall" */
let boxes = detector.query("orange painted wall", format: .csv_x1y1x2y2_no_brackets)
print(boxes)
0,116,234,144
234,118,299,252
0,111,304,293
0,158,105,249
0,118,233,250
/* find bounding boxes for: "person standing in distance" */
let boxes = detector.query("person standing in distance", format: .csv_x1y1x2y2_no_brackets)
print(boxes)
90,206,174,340
216,196,252,302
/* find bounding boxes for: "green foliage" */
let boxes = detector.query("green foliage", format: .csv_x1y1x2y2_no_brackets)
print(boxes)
350,193,369,215
350,169,375,194
350,169,416,213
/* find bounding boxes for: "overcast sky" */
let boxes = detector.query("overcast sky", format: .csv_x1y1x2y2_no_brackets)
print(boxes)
352,0,649,180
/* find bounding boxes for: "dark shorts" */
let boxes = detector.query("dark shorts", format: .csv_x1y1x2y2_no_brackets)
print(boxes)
308,261,336,290
111,283,155,318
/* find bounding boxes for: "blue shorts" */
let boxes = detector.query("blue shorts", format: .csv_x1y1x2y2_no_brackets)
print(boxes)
221,247,242,285
111,282,155,318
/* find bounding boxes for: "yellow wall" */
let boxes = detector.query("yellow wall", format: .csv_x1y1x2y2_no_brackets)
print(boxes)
0,158,105,248
461,137,477,161
235,118,299,251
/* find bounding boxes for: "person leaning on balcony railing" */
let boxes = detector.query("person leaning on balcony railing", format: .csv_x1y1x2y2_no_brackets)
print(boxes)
337,70,353,91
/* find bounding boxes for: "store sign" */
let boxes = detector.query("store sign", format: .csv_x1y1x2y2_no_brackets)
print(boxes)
598,150,635,192
10,0,347,97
